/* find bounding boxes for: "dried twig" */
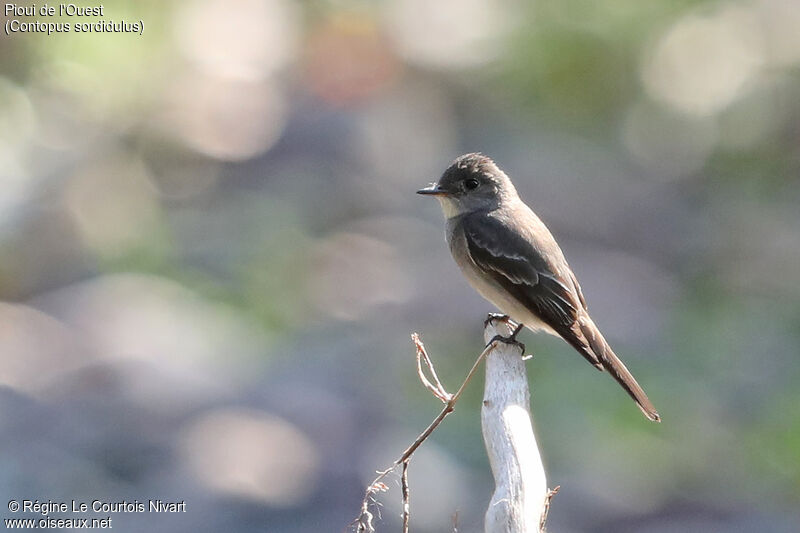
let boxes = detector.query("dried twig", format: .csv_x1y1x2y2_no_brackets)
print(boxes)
413,333,451,403
401,460,410,533
539,485,560,532
354,479,388,533
350,333,501,532
397,336,497,463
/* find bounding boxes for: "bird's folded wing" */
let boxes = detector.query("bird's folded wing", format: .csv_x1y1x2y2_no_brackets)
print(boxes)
462,214,581,324
462,213,601,367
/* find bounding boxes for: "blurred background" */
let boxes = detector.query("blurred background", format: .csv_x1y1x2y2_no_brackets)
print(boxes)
1,0,799,531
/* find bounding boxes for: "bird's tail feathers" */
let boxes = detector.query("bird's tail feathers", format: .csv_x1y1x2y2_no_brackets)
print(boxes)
579,316,661,423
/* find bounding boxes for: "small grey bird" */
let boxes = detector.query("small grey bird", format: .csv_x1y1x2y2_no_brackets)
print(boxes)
418,153,660,422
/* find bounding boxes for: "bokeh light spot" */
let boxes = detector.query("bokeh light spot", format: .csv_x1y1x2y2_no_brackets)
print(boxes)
180,409,320,506
642,5,764,116
174,0,299,81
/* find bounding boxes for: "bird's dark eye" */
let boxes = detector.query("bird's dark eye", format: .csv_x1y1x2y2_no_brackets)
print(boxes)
464,178,480,191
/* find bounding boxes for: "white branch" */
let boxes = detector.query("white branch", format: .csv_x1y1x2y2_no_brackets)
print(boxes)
482,319,548,533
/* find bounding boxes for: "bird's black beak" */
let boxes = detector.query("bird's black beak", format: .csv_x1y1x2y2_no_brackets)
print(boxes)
416,184,450,196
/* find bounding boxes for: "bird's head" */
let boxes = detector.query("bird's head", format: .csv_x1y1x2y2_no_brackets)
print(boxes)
417,153,518,218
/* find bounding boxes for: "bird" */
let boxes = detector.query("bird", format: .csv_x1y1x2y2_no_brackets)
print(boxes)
417,153,660,422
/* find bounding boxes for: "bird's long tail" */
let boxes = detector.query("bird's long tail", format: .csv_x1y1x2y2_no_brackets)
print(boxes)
579,316,661,422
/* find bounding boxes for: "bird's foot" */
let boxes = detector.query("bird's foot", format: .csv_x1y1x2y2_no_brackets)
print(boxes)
486,322,525,354
484,313,509,327
484,313,520,330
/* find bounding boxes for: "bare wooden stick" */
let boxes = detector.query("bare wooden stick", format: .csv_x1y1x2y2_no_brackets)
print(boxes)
482,318,549,533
